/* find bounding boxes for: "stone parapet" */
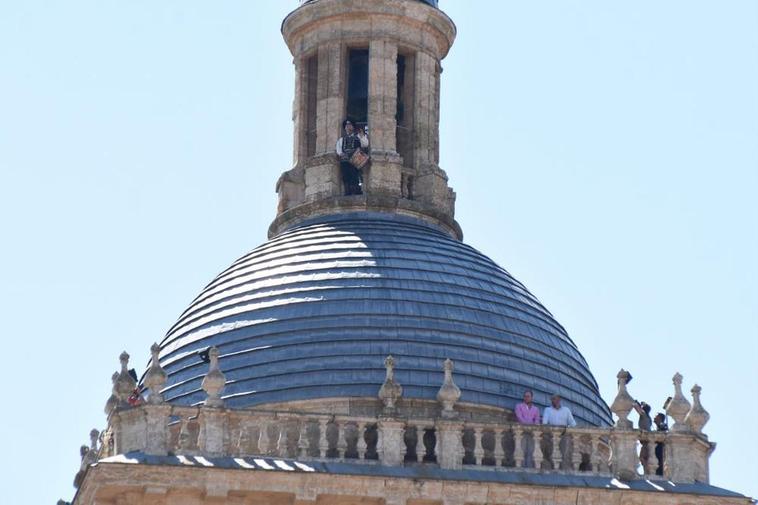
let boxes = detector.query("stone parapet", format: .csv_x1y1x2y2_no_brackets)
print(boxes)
99,402,714,485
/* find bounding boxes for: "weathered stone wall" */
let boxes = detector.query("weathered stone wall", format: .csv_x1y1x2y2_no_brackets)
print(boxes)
75,463,751,505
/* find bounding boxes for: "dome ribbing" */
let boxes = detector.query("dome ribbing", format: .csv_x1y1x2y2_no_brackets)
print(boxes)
152,212,612,426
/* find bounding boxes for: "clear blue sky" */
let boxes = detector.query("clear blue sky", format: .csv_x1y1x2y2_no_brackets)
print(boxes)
0,1,756,503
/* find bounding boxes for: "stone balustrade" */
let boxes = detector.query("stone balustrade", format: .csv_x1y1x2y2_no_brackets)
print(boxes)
81,347,716,491
100,402,714,484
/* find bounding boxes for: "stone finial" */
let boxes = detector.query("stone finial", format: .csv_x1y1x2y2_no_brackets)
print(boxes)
115,351,137,404
684,384,710,435
144,343,168,404
201,347,226,408
75,432,99,489
104,371,119,415
378,355,403,412
666,372,692,432
436,358,461,418
89,429,100,451
610,369,635,430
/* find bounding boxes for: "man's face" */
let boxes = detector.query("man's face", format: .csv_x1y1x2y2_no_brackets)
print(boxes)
551,395,561,409
523,391,533,405
345,122,354,134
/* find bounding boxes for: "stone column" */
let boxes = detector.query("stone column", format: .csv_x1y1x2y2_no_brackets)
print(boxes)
378,419,406,466
368,39,398,154
144,404,171,456
292,56,308,166
366,39,403,196
413,51,437,169
413,53,452,214
436,420,464,470
305,42,343,201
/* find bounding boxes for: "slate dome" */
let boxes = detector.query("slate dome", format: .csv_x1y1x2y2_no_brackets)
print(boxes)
154,212,612,426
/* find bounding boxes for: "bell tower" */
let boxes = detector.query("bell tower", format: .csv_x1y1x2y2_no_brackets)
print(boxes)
272,0,461,239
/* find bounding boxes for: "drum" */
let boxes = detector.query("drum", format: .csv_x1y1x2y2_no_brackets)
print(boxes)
350,148,370,169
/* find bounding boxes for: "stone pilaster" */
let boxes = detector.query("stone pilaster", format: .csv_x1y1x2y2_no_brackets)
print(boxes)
378,419,406,466
292,56,308,166
304,42,344,201
368,39,398,154
610,429,639,481
664,432,715,484
115,408,147,455
413,51,438,168
198,409,226,456
435,420,464,470
316,42,343,156
144,404,171,456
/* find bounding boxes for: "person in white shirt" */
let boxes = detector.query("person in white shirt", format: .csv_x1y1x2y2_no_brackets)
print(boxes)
542,394,577,427
335,119,369,195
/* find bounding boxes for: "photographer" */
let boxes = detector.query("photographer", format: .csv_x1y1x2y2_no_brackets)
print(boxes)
633,400,652,468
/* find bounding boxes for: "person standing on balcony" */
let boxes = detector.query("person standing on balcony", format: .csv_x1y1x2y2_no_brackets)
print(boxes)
514,390,540,468
336,119,369,195
515,390,540,424
542,394,577,427
634,401,653,468
654,412,669,476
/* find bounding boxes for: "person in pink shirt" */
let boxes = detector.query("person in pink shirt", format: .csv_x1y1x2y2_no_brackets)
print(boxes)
515,390,541,424
514,390,540,467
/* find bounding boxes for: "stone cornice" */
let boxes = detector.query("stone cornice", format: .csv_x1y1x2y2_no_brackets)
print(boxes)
268,193,463,240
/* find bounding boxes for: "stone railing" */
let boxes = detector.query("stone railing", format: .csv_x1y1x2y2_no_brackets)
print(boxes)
99,403,712,484
72,347,716,490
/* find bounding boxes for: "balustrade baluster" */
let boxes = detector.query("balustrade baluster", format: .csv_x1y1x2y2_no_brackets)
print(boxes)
513,426,524,468
473,427,484,466
589,436,598,474
318,419,329,458
642,433,657,476
551,430,562,470
258,420,270,455
493,428,505,467
298,420,309,458
357,422,368,460
276,420,288,457
434,432,440,463
571,434,581,471
416,425,425,462
337,421,348,459
593,435,607,474
533,428,544,470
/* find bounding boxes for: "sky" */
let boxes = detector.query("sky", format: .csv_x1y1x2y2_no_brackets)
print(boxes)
0,1,756,503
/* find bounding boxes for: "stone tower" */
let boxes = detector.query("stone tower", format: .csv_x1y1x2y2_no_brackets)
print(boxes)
272,0,460,240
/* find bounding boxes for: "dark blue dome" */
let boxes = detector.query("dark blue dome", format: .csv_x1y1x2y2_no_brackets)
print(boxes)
153,212,611,426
